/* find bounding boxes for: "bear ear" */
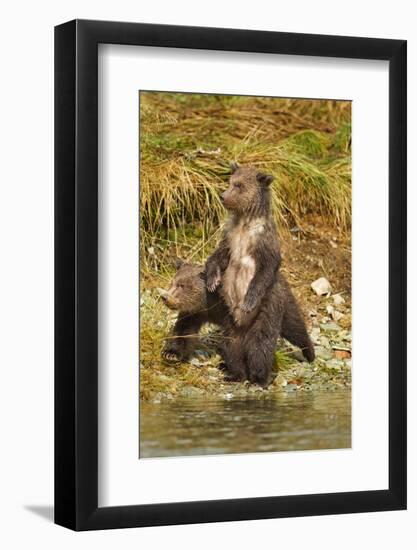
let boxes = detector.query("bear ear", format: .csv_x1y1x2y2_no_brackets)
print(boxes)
256,172,274,187
175,258,185,270
230,161,240,174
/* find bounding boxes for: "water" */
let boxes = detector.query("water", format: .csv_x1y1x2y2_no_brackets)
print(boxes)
140,389,351,458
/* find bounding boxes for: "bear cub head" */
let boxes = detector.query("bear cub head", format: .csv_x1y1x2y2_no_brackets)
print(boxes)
161,260,207,314
220,162,274,215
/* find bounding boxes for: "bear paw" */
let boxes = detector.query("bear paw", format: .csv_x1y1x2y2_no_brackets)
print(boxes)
223,372,246,383
206,265,221,292
241,298,257,313
161,349,181,363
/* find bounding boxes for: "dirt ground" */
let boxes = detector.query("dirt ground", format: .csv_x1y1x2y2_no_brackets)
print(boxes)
281,214,351,327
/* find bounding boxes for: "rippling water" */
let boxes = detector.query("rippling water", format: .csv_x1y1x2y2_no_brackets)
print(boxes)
140,389,351,458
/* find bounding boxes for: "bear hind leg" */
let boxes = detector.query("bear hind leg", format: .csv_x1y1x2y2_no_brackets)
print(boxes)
221,337,247,382
281,306,315,362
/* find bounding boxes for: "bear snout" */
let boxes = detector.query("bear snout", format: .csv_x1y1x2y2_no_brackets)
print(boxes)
157,287,179,309
221,191,234,209
164,296,179,310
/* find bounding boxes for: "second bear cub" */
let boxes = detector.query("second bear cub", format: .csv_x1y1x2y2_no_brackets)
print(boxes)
161,260,315,370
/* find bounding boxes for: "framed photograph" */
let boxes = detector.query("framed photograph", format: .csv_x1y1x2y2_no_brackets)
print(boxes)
55,19,406,530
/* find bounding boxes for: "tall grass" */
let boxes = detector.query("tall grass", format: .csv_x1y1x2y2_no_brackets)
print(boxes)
140,92,351,275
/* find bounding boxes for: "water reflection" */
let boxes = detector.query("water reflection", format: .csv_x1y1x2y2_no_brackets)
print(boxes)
140,389,351,458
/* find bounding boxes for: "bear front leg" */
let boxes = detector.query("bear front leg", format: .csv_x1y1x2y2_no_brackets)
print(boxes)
242,246,281,313
205,239,230,292
161,337,189,363
162,312,205,363
206,263,221,293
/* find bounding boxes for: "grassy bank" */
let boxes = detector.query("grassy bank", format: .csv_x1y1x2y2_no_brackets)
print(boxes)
139,92,352,401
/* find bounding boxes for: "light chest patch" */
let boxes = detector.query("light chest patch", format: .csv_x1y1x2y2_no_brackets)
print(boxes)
222,217,265,323
227,217,265,259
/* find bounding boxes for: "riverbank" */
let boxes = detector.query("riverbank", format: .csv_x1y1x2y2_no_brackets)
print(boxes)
139,93,351,402
140,216,351,403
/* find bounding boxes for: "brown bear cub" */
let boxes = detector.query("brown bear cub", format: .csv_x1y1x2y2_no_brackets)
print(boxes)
161,260,315,376
161,260,232,363
205,162,314,385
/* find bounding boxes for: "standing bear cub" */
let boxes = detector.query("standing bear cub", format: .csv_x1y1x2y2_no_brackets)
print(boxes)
205,162,314,385
161,260,315,372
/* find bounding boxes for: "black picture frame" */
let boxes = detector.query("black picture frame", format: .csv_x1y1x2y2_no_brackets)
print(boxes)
55,19,407,531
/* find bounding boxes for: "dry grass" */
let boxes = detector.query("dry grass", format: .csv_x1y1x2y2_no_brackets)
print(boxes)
140,92,351,275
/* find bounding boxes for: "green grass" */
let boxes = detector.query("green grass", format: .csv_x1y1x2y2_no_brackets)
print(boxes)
140,92,351,275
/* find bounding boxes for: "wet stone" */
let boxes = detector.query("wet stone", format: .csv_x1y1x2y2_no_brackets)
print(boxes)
320,322,341,332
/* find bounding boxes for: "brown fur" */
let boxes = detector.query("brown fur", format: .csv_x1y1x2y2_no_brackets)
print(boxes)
161,261,232,363
206,164,281,326
205,163,311,385
161,262,315,376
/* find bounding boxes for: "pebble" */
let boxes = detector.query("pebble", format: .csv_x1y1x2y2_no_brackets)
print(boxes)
333,348,351,360
311,277,332,296
274,375,287,387
333,293,346,306
326,360,344,371
320,322,341,332
315,346,333,360
326,304,344,322
320,336,330,347
310,327,321,344
294,366,306,377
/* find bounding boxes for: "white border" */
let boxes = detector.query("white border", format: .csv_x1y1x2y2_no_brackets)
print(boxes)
98,44,389,507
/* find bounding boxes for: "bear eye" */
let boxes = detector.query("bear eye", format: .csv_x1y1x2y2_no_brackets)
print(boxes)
177,282,185,289
234,182,242,189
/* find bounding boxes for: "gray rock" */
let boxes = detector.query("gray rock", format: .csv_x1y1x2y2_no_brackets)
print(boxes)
320,336,330,347
315,346,334,360
310,327,321,344
311,277,332,296
326,360,344,371
320,322,341,332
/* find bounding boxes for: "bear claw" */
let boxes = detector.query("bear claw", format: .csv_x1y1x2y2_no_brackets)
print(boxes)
162,351,181,363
